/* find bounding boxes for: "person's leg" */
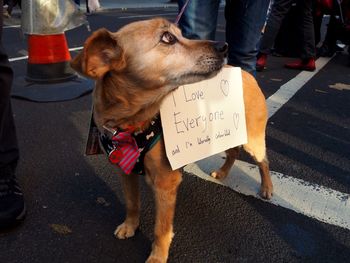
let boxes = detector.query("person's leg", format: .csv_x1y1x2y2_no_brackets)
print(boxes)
86,0,90,13
300,0,316,60
178,0,220,40
284,0,316,71
0,0,25,228
318,14,339,56
225,0,270,73
0,47,18,167
257,0,294,55
0,1,18,168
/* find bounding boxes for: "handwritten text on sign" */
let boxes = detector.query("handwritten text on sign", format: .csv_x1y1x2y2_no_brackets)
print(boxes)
160,67,247,170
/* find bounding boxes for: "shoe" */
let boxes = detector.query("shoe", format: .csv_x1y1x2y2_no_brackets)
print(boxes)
256,53,267,72
0,165,26,229
317,43,342,57
285,58,316,71
317,45,334,57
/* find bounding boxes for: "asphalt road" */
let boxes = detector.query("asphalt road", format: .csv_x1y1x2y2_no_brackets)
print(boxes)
1,7,350,263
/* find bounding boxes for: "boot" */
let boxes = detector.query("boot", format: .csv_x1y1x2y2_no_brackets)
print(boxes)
256,53,267,72
0,164,26,229
285,58,316,71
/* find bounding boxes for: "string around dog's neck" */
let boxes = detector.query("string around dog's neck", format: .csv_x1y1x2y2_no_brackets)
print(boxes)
174,0,191,25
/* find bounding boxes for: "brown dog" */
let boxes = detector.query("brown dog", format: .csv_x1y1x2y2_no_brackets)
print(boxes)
71,18,273,263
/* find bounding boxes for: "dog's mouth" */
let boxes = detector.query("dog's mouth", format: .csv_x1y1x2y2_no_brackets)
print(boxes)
180,69,220,80
170,56,226,85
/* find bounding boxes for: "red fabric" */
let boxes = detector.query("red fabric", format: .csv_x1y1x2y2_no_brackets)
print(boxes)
320,0,333,10
108,132,140,175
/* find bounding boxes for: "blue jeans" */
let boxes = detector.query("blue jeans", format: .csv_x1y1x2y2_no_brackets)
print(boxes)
178,0,220,40
178,0,270,73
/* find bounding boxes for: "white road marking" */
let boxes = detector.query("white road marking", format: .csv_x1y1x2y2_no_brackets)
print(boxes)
3,24,21,29
185,56,350,230
185,158,350,230
266,56,334,118
9,55,28,62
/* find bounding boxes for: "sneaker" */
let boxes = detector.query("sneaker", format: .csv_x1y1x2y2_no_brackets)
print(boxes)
0,165,26,229
256,53,267,72
285,58,316,71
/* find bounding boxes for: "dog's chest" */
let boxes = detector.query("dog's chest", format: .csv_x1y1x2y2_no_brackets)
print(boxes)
99,116,162,175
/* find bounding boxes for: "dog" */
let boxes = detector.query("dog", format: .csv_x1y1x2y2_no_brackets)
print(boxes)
71,18,273,263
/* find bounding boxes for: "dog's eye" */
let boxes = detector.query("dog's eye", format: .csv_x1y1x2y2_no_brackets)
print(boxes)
161,32,177,45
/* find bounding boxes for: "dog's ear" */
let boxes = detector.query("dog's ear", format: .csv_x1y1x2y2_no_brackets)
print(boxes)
70,28,124,79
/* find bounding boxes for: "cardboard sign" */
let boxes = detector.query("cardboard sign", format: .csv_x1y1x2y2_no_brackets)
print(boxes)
160,67,247,170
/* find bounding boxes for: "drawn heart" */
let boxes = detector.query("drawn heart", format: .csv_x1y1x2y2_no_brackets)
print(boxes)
233,113,239,130
220,80,229,97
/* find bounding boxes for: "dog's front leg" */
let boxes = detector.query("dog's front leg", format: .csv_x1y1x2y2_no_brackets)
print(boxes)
145,169,182,263
114,172,140,239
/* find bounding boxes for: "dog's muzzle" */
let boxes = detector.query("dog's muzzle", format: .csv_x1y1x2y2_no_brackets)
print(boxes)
213,41,228,57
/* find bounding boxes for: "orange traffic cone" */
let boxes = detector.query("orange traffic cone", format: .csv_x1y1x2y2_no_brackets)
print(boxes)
26,34,75,82
12,33,93,102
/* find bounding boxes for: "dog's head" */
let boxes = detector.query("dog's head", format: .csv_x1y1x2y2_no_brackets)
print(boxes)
71,18,227,90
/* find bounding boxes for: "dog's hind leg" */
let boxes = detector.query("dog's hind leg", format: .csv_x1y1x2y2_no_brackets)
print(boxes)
211,147,240,179
243,136,273,200
144,141,182,263
114,172,140,239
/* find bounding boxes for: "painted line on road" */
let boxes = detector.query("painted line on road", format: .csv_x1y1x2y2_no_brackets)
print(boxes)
185,158,350,230
186,56,350,230
3,24,21,29
266,56,334,118
9,55,28,62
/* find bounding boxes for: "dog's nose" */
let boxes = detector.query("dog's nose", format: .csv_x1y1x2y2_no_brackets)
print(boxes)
214,41,228,55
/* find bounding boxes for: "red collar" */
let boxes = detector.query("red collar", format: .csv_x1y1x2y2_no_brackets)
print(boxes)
122,121,148,133
103,121,148,135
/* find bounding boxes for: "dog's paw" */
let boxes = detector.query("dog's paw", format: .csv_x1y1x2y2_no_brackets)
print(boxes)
210,170,228,179
145,255,166,263
260,185,273,200
114,222,137,239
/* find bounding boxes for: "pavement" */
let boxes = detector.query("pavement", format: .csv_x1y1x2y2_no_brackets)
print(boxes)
1,2,350,263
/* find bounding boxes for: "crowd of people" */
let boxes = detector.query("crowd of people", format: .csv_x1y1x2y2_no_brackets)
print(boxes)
1,0,349,230
178,0,349,73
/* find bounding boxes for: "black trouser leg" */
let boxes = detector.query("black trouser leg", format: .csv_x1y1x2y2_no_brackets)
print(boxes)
0,0,19,169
